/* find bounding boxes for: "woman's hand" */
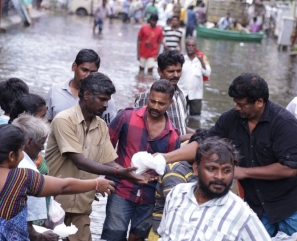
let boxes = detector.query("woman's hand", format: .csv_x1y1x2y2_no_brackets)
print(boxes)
95,178,115,197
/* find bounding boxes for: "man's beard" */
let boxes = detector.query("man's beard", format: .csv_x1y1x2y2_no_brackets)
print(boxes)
197,175,232,199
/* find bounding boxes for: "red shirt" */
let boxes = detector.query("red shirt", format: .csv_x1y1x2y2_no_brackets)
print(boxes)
138,24,163,58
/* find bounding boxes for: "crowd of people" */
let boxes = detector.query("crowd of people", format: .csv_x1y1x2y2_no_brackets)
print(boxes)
1,45,297,241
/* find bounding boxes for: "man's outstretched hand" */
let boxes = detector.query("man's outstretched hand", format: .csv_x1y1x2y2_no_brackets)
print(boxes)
116,167,158,184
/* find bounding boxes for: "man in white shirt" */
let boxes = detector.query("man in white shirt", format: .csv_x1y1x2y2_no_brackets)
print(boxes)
158,137,271,241
178,37,211,116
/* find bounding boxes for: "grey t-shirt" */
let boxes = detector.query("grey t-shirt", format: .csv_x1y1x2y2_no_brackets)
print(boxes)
46,80,116,124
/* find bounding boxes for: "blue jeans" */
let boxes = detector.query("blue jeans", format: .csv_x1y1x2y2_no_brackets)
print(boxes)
94,19,104,31
101,193,154,241
261,211,297,237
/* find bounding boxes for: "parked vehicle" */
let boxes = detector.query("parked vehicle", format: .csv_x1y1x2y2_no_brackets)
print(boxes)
68,0,124,17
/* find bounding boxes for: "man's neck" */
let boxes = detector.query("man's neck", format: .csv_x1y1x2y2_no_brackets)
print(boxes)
79,102,93,127
194,186,211,205
69,79,80,90
188,53,195,61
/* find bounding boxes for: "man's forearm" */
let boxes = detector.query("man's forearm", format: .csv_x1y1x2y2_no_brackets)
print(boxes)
163,141,198,163
67,153,116,176
235,163,297,180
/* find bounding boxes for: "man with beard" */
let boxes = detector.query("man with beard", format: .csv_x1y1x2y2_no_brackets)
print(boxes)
156,73,297,237
46,73,148,241
158,137,271,240
101,79,180,241
135,50,195,142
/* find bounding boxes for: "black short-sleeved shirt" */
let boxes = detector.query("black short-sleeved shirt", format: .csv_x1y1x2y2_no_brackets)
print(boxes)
193,100,297,224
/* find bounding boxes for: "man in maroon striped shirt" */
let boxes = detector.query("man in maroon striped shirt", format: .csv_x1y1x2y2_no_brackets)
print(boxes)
102,79,180,241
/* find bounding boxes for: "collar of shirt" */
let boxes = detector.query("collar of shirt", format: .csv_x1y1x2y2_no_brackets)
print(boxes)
74,103,101,132
258,100,271,123
62,80,73,95
19,151,39,171
184,54,199,62
136,106,176,138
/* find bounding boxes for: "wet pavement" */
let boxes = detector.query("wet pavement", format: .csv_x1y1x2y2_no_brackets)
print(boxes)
1,12,297,239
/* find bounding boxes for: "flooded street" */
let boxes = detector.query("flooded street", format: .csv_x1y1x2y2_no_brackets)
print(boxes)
1,12,297,239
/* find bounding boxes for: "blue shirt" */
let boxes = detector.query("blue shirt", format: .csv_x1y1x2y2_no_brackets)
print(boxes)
187,9,197,28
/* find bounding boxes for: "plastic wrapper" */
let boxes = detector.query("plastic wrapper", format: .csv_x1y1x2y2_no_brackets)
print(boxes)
45,197,65,229
53,223,78,238
131,152,166,175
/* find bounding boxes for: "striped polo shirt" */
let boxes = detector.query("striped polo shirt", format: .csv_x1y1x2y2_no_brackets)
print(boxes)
158,182,271,241
163,26,183,51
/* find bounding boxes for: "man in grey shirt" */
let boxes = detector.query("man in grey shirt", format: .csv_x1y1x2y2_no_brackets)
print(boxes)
46,49,116,124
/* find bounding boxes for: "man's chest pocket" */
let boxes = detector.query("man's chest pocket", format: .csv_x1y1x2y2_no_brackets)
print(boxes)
256,141,275,165
87,143,104,163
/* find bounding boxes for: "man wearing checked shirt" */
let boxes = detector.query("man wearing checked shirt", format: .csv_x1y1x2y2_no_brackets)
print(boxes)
102,79,180,241
135,50,195,142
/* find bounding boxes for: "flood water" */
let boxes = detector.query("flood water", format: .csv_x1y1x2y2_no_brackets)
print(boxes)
1,12,297,239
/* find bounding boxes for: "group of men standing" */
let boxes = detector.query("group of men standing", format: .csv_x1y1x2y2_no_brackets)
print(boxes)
42,45,297,241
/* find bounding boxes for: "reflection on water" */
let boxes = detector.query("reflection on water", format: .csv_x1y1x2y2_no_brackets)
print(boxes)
0,12,297,238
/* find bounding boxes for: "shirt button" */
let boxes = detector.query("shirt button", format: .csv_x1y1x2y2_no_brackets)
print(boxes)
251,145,253,148
262,202,265,205
257,189,259,192
85,146,87,149
252,160,254,162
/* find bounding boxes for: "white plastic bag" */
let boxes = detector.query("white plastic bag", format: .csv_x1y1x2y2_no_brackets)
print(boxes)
45,197,65,229
131,152,166,175
53,223,78,238
131,152,154,175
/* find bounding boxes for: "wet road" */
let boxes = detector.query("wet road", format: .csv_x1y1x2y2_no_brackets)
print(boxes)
1,12,297,239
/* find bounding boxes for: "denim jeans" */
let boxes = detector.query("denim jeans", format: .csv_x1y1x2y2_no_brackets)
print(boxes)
261,211,297,237
94,19,104,31
101,193,154,241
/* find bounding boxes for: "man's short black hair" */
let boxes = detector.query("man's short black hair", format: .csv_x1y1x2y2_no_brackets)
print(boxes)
195,136,240,166
150,14,159,21
74,49,100,69
78,72,116,99
171,15,180,21
150,79,175,100
228,73,269,103
0,78,29,114
157,50,185,71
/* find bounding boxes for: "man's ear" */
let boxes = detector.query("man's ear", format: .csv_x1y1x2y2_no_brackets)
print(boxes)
84,90,90,101
170,99,174,105
256,98,264,108
72,62,77,72
192,162,198,176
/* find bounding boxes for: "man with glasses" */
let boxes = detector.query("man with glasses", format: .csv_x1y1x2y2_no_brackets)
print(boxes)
156,72,297,237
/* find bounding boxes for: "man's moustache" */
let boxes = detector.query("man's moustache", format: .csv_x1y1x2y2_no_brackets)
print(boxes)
209,181,227,187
